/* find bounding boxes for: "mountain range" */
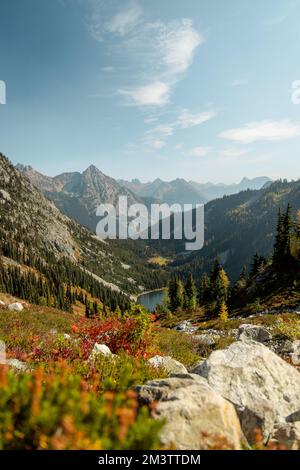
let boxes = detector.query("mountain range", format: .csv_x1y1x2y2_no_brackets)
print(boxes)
16,161,292,282
1,155,164,299
119,176,272,205
17,164,141,232
18,164,271,234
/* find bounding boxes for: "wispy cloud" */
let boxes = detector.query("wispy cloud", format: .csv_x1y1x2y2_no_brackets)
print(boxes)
89,2,203,107
155,18,203,75
118,19,202,106
188,146,211,157
149,139,166,150
119,81,170,107
105,0,142,36
90,0,142,40
177,109,216,128
218,148,250,159
145,108,216,140
220,120,300,144
142,108,216,151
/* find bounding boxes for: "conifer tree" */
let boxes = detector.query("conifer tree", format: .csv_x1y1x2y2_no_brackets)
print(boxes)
218,302,229,321
198,273,211,304
184,274,197,310
168,276,184,313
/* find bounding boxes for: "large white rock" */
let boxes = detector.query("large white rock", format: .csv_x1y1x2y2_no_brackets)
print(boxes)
193,340,300,443
8,302,24,312
88,343,113,361
148,355,187,375
136,374,245,450
238,324,272,343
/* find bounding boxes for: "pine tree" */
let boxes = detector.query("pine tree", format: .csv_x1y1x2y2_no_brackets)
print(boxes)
236,265,247,289
273,204,293,267
168,276,184,313
210,260,230,305
250,253,266,277
198,273,211,304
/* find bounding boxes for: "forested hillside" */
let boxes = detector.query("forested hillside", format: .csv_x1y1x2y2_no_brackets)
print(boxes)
168,180,300,281
0,154,165,313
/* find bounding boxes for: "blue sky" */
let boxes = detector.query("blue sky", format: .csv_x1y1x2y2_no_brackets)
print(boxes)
0,0,300,183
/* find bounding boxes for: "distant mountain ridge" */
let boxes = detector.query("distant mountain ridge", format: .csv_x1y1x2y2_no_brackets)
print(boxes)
17,164,141,232
119,176,272,205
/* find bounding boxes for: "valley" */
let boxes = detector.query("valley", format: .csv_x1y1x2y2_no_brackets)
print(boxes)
1,151,300,451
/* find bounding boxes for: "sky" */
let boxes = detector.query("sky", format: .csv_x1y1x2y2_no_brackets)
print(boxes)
0,0,300,183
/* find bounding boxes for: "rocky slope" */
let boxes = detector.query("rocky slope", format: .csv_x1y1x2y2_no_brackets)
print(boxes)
1,153,162,296
17,163,141,232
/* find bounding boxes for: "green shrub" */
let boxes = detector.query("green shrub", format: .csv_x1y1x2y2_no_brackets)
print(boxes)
0,363,163,450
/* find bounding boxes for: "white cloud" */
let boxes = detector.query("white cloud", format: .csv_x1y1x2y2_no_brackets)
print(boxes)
149,139,166,150
177,109,217,129
219,148,250,159
146,123,174,137
220,120,300,144
145,108,216,143
156,18,203,75
119,81,170,107
188,146,211,157
144,116,158,124
105,0,142,36
89,3,204,109
106,14,203,107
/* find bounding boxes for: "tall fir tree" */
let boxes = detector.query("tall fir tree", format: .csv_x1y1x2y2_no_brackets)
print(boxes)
184,274,197,310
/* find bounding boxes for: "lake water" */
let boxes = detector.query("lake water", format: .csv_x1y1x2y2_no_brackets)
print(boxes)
137,289,165,312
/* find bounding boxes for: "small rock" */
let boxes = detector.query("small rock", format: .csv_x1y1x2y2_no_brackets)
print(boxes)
191,360,205,374
271,422,300,450
0,300,5,307
148,355,187,375
8,302,24,312
193,334,217,347
6,359,27,371
173,320,198,334
281,339,295,354
63,333,71,340
238,324,272,343
291,353,300,366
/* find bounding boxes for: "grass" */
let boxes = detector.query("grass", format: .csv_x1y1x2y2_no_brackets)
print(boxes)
157,327,200,368
197,312,300,332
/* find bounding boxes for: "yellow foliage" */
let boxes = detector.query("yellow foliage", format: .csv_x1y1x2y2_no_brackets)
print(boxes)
219,302,229,321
